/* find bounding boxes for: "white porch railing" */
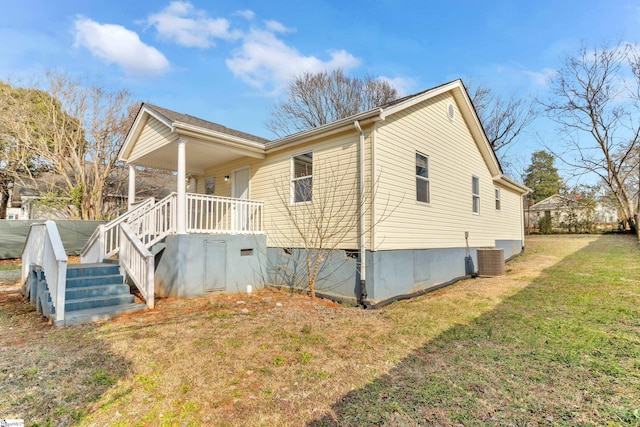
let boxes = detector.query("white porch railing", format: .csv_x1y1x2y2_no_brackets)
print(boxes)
119,222,154,309
186,193,264,234
22,221,68,323
128,193,177,248
81,197,155,263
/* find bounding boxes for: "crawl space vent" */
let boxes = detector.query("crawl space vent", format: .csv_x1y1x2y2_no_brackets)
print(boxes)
447,103,456,121
477,247,505,277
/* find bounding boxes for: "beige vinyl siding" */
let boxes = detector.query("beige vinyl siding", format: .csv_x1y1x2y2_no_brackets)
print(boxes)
129,117,176,163
374,92,522,250
492,184,524,241
204,130,371,249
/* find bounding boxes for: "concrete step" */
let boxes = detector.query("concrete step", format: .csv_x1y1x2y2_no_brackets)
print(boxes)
53,303,147,326
62,294,135,312
66,263,120,278
66,274,124,288
65,284,131,300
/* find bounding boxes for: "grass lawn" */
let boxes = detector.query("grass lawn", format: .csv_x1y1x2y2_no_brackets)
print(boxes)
0,235,638,426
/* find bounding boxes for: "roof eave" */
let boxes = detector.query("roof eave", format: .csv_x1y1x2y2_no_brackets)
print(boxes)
265,108,384,152
494,174,531,194
173,122,266,155
119,104,175,163
379,79,463,119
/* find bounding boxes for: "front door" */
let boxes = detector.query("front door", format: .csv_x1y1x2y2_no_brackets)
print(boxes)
232,167,250,231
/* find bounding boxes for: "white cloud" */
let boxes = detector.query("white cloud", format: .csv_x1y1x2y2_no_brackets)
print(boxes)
523,67,557,86
73,16,170,77
379,76,417,96
226,28,360,92
234,10,256,21
264,20,294,34
145,1,241,48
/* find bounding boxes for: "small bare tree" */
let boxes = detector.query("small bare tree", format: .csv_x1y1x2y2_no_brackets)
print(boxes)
2,72,138,220
266,69,398,137
541,42,639,232
269,155,392,300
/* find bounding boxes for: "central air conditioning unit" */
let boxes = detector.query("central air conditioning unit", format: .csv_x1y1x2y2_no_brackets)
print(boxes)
477,247,505,277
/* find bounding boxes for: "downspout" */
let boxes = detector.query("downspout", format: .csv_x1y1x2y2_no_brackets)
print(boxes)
354,120,368,305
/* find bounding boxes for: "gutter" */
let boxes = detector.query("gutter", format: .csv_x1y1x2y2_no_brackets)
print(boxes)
493,174,531,194
354,120,368,304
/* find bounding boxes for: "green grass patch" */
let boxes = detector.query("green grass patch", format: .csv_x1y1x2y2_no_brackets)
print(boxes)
310,235,640,425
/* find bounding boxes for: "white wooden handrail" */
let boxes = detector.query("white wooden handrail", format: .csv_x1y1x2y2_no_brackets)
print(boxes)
22,221,68,323
127,193,177,248
119,222,154,309
81,197,155,263
186,193,264,234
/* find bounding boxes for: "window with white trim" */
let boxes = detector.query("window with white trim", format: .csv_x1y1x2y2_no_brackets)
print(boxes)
416,152,430,203
495,187,501,210
292,152,313,203
472,176,480,214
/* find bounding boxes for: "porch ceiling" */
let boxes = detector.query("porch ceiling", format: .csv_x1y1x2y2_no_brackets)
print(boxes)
129,138,262,176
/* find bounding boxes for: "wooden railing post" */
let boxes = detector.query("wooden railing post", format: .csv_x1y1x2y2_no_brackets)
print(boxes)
146,252,155,309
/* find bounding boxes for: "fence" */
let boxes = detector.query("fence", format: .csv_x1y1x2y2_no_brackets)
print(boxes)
0,220,105,259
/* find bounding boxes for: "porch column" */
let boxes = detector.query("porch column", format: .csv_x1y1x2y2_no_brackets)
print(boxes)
176,138,187,234
128,164,136,211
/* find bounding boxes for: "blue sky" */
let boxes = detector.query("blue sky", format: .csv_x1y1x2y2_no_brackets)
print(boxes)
2,0,639,178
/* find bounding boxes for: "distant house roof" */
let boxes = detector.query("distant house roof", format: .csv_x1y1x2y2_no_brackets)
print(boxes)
529,194,574,211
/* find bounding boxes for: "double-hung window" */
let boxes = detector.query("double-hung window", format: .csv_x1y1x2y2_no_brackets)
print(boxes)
472,176,480,214
416,152,430,204
495,187,501,210
292,152,313,203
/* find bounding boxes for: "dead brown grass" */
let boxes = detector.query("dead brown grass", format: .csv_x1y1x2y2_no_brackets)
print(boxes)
0,235,606,426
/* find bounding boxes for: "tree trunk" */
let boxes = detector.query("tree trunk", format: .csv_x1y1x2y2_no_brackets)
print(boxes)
0,182,9,219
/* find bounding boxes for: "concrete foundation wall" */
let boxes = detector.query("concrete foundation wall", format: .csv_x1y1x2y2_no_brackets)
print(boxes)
367,247,470,301
266,247,359,300
495,239,524,259
368,239,523,301
154,234,267,298
263,239,523,303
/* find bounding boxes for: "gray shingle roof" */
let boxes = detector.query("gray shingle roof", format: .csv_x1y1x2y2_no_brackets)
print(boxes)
144,103,270,144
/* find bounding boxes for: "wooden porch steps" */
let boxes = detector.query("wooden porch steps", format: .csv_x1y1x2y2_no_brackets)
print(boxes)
34,263,146,326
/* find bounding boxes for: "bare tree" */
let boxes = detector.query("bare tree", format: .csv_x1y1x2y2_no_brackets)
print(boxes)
468,81,537,165
266,69,398,137
2,72,137,220
0,82,52,218
269,155,392,300
541,42,639,232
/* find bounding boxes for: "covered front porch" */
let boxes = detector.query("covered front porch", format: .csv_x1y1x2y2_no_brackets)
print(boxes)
85,103,273,302
120,103,269,236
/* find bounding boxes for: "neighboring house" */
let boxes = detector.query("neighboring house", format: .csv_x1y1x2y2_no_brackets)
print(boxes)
4,189,25,220
93,78,529,304
525,193,618,233
4,187,38,220
5,169,175,220
5,206,24,220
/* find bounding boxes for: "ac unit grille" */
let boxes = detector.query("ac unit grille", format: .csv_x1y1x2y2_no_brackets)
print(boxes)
477,248,505,277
